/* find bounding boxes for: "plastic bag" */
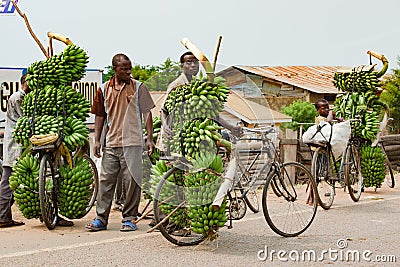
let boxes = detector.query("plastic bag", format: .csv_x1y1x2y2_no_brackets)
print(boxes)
302,120,351,158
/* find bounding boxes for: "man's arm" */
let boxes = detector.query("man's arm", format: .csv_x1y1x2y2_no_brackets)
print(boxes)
93,115,105,158
143,111,154,155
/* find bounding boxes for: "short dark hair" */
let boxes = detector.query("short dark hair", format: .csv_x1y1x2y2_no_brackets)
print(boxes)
20,73,27,84
180,51,194,64
314,99,329,110
112,53,130,67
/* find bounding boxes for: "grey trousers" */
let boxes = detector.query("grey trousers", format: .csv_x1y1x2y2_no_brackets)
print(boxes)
95,146,143,225
0,167,14,223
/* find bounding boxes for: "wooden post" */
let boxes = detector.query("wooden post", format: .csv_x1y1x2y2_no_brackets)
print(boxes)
279,139,299,182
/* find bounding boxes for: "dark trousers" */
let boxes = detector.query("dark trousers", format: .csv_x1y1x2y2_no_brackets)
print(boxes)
0,167,14,223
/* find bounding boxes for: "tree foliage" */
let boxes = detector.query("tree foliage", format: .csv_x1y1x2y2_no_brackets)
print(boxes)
380,57,400,133
102,58,181,91
281,100,318,132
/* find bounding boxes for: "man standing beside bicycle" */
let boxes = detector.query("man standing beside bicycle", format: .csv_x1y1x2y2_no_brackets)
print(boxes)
86,53,155,232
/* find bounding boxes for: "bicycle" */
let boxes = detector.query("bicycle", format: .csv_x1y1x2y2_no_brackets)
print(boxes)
32,136,98,229
150,126,318,245
224,126,277,214
306,120,364,210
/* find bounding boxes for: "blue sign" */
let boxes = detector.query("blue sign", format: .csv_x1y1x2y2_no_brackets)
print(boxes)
0,0,19,15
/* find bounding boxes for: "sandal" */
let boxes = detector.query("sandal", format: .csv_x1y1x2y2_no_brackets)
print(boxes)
86,219,107,231
0,220,25,228
56,217,74,227
120,221,138,232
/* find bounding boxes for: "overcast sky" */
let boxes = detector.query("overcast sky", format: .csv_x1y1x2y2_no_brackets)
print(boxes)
1,0,399,73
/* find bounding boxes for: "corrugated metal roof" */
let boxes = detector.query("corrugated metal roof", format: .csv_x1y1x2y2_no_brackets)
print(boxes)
234,65,342,94
224,90,291,124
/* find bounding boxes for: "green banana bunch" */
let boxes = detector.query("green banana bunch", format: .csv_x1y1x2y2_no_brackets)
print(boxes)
26,44,89,89
187,201,227,240
168,118,223,160
22,85,90,121
9,154,41,219
333,67,380,93
62,116,89,151
13,115,60,147
58,156,94,219
360,145,385,188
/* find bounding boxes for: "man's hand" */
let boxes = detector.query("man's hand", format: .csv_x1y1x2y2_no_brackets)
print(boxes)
146,138,154,156
232,125,243,137
93,141,102,158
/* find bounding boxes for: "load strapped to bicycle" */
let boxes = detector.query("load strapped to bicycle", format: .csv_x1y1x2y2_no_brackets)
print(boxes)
9,26,98,229
302,50,391,209
149,38,318,246
333,50,392,190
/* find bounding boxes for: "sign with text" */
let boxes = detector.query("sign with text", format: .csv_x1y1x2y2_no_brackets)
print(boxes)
0,0,18,15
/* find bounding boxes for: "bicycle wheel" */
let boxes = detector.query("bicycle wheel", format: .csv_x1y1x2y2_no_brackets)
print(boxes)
0,158,3,179
153,167,205,246
77,154,99,217
382,150,395,188
344,144,363,202
262,162,317,237
237,171,260,213
39,153,58,230
311,147,334,209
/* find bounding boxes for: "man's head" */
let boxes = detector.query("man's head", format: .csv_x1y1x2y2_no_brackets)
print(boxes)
112,53,132,83
180,51,199,78
20,73,30,93
315,99,330,117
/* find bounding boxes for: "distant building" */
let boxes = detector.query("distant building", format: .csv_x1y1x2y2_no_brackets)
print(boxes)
150,91,291,128
217,65,342,111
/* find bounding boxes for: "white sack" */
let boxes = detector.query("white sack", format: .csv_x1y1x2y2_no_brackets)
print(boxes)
302,120,351,158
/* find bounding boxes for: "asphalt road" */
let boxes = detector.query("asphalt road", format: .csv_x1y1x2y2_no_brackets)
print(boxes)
0,175,399,267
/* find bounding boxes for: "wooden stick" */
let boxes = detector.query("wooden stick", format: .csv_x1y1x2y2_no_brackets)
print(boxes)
212,36,222,72
180,37,215,82
146,200,186,233
11,0,49,58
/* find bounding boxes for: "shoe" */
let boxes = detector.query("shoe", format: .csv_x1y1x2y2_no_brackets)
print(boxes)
0,220,25,228
120,221,138,232
86,219,107,231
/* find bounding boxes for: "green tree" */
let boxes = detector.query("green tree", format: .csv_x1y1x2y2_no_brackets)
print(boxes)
381,57,400,133
281,100,318,134
143,58,181,91
102,58,181,91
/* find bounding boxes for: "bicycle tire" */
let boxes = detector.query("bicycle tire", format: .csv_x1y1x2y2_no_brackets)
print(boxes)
0,158,3,180
344,144,363,202
262,161,317,237
74,154,99,218
153,167,205,246
382,149,395,188
311,147,334,209
39,153,58,230
237,173,260,213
